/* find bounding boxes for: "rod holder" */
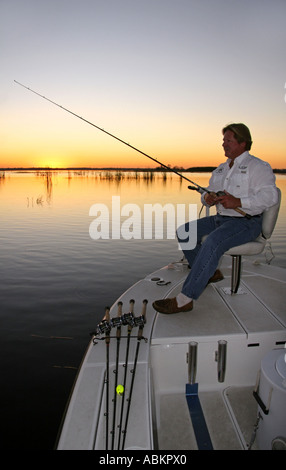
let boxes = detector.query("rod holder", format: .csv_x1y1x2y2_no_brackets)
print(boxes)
187,341,198,384
216,340,227,383
231,255,242,294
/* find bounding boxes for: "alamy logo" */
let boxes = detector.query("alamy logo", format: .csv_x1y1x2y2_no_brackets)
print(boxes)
89,196,197,249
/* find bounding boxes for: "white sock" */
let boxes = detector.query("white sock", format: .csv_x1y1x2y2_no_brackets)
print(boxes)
176,292,192,307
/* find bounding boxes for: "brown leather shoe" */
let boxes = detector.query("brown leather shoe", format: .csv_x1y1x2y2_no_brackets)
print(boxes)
152,297,193,314
208,269,224,284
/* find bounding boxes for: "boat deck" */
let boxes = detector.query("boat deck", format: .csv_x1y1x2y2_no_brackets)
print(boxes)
150,257,286,450
157,386,258,450
151,257,286,450
57,256,286,450
152,256,286,342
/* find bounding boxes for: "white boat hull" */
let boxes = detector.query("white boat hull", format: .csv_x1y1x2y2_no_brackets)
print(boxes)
57,256,286,450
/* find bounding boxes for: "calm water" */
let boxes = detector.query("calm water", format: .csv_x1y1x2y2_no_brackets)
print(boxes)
0,170,285,450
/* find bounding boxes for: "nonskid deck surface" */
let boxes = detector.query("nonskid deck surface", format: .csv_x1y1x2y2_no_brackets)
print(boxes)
57,256,286,450
150,257,286,450
157,386,259,450
152,256,286,343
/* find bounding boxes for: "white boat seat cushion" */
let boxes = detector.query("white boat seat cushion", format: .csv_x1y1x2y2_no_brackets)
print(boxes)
225,238,266,256
225,187,281,257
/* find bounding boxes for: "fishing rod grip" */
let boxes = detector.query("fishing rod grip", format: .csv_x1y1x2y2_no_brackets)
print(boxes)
103,306,110,322
116,302,123,338
141,299,148,322
117,301,123,317
103,307,111,343
188,185,205,194
234,207,251,219
129,299,135,313
137,300,148,340
210,191,251,219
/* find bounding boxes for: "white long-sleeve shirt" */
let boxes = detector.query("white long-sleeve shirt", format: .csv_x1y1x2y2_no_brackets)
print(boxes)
202,151,278,216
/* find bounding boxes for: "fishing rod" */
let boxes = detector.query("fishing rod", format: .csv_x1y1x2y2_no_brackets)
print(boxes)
13,80,208,192
117,299,135,450
102,306,111,450
111,301,122,450
121,299,148,450
14,80,250,219
91,300,146,449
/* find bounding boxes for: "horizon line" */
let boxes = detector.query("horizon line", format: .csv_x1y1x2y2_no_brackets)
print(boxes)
0,166,285,174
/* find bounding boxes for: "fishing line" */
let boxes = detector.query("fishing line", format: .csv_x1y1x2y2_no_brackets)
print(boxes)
13,80,207,191
14,80,251,218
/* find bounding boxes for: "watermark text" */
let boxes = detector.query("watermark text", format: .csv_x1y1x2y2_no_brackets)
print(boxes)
89,196,197,250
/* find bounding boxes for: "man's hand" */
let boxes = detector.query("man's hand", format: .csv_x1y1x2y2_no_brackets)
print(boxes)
216,190,242,209
204,192,220,206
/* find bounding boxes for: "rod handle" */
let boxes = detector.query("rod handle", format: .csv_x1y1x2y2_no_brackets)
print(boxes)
103,306,110,322
117,301,123,317
234,207,251,219
141,299,148,321
129,299,135,313
209,191,251,219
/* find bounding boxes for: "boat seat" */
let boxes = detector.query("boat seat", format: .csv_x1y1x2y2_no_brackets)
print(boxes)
225,188,281,293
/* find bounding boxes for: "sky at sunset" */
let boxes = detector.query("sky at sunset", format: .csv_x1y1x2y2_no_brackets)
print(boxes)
1,0,286,169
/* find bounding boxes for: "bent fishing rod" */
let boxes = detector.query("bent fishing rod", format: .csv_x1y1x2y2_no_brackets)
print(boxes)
14,80,250,219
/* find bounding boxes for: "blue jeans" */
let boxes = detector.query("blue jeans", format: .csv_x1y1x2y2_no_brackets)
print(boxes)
177,214,263,300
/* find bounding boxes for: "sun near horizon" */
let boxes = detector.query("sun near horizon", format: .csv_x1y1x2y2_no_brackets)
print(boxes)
1,141,285,171
1,119,285,171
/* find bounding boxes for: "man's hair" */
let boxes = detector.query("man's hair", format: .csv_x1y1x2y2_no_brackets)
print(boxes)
222,123,252,150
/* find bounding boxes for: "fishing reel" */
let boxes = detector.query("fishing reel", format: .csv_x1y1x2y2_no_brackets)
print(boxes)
188,185,226,198
121,312,136,327
110,316,123,328
95,319,111,335
132,314,146,327
91,299,148,341
92,311,146,338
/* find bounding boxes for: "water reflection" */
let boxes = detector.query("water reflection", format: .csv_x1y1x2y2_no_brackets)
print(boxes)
7,169,187,209
3,168,286,208
0,169,285,450
0,171,5,189
1,170,285,260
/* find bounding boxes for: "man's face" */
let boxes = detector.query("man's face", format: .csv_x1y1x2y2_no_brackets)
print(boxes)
222,130,246,160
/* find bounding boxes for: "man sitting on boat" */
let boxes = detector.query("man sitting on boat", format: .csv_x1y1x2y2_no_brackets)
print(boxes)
153,123,278,314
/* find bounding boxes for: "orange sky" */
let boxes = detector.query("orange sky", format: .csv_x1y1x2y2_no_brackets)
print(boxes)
1,1,285,170
2,103,285,169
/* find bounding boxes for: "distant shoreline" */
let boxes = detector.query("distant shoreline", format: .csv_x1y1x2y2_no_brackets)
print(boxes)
0,166,285,174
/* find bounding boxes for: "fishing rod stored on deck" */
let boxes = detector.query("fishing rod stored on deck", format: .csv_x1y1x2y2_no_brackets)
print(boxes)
111,301,122,450
117,299,135,450
91,299,148,450
121,299,148,450
102,307,111,450
14,80,251,219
